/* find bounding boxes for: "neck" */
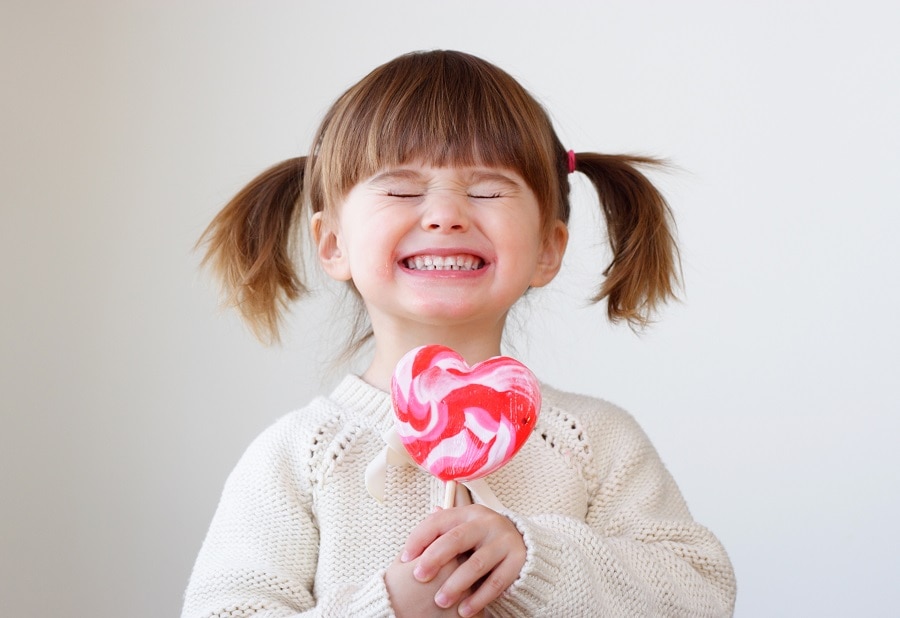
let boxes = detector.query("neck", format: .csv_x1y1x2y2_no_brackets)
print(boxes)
361,318,506,391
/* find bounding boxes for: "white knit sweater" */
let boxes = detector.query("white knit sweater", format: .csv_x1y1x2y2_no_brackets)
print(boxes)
182,375,736,617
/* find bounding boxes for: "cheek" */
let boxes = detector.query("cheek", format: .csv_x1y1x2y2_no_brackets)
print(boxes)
345,235,397,282
374,260,394,279
503,219,544,256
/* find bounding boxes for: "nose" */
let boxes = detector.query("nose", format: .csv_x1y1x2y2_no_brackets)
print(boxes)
421,193,470,232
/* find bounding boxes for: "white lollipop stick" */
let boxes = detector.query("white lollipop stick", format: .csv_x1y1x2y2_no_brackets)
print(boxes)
443,479,457,509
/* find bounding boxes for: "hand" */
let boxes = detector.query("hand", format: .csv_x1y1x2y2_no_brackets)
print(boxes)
385,553,484,618
401,504,526,618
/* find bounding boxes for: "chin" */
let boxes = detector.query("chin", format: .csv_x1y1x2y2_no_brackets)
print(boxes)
408,303,490,325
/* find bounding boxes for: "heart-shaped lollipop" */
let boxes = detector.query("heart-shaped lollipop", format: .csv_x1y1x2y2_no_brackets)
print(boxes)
391,345,541,485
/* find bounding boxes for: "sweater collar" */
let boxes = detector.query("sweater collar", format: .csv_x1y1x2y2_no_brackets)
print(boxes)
329,374,395,432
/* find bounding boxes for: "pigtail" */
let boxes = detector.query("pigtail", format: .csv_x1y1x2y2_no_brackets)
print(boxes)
197,157,307,343
573,153,681,327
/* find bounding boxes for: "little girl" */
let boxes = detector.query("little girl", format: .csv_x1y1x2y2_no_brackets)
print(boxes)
183,50,736,617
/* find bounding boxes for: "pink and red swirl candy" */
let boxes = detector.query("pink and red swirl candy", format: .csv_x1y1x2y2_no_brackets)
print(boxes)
391,345,541,482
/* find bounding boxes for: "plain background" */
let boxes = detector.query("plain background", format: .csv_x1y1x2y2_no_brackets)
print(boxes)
2,2,898,616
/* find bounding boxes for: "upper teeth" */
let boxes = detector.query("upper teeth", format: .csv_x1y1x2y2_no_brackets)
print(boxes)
405,255,484,271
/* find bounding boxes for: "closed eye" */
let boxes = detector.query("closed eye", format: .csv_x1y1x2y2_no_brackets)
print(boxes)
387,192,423,198
468,193,502,199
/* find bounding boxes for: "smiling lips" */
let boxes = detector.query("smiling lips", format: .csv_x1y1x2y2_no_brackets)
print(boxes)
403,254,485,272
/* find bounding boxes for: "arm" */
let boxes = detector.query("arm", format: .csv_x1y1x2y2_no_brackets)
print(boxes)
181,416,396,618
491,409,736,617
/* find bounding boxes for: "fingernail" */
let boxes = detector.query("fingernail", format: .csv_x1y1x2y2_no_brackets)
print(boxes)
400,551,410,563
413,565,426,581
434,591,450,608
458,602,473,617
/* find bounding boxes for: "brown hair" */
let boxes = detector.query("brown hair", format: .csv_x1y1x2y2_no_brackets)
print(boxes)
198,50,680,344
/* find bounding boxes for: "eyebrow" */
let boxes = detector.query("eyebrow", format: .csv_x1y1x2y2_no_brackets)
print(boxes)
367,169,523,188
367,170,425,187
467,171,522,188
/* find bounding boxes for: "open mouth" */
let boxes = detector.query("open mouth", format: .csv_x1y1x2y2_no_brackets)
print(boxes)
403,254,485,271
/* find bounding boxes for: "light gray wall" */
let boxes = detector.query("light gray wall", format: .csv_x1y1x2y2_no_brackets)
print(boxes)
2,2,898,616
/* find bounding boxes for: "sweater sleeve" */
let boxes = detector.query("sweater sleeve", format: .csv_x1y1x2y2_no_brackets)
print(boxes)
180,414,396,618
489,402,736,618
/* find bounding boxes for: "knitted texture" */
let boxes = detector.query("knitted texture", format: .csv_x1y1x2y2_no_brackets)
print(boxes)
182,376,736,617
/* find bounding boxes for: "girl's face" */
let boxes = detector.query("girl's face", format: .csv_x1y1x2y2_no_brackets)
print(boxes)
313,163,567,339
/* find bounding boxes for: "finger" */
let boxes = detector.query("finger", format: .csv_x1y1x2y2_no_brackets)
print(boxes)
430,541,505,609
413,518,483,582
401,506,470,565
434,512,527,612
400,509,451,562
455,555,524,617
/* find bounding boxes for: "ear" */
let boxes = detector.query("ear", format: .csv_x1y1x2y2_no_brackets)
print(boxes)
310,212,352,281
530,220,568,288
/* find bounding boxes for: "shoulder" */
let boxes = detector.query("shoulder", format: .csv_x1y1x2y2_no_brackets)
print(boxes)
537,383,661,480
539,383,651,447
220,396,345,493
245,393,348,454
230,375,391,489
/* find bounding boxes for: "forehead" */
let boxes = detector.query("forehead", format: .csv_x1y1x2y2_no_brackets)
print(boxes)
354,137,528,184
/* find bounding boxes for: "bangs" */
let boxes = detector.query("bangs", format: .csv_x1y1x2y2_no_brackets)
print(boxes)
312,51,563,222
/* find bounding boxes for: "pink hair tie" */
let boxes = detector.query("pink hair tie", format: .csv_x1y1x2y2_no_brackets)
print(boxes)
566,150,576,174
